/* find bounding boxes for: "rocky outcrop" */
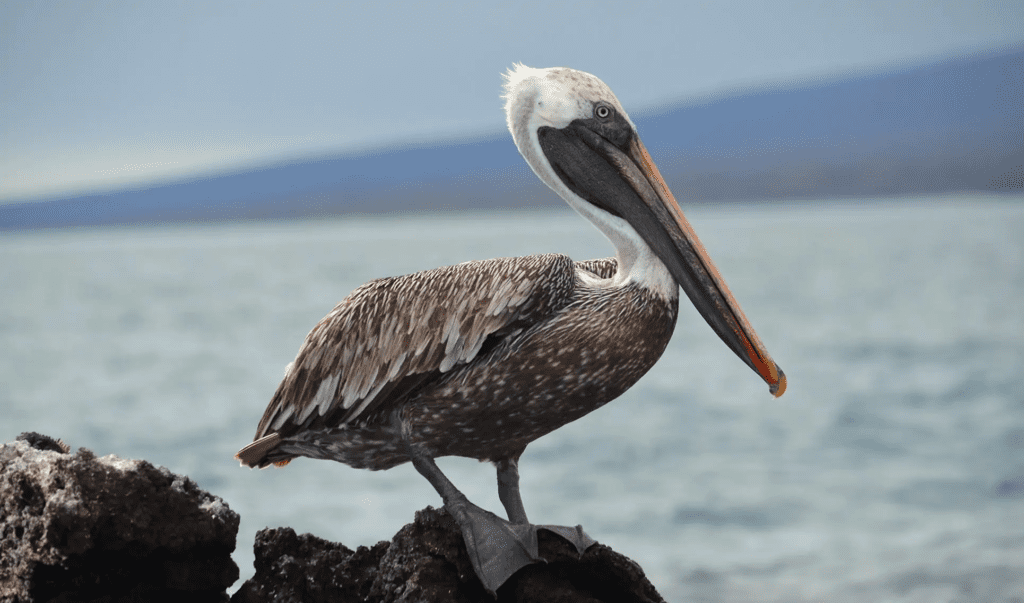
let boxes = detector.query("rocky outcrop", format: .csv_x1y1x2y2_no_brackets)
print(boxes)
231,506,665,603
2,433,662,602
0,433,239,603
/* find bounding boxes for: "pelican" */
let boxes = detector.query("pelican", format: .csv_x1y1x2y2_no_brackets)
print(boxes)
237,65,786,594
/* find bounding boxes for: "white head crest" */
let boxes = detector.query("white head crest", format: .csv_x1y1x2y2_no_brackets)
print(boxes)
501,64,632,154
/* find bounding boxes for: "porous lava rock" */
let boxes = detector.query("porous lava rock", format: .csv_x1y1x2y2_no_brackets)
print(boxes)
0,433,239,603
232,506,665,603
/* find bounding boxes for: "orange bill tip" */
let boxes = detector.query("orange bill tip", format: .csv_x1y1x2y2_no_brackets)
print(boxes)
769,365,787,397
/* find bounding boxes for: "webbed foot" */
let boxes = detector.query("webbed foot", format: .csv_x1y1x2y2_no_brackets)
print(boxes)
412,452,596,595
445,500,544,595
536,523,597,555
446,500,600,594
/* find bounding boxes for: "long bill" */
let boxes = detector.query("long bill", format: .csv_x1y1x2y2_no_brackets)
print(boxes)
545,123,786,397
626,136,785,397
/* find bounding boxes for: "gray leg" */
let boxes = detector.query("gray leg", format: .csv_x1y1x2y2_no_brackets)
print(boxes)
407,450,542,595
495,457,529,524
408,449,469,508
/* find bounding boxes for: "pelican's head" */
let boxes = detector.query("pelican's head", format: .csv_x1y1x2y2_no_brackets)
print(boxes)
504,66,630,164
502,64,786,398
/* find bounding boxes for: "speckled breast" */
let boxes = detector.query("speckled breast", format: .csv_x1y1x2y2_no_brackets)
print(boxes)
403,283,679,461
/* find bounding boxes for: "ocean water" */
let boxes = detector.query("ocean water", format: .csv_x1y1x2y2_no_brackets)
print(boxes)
2,196,1023,602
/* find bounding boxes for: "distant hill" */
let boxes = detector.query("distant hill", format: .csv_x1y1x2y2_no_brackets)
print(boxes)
2,45,1021,231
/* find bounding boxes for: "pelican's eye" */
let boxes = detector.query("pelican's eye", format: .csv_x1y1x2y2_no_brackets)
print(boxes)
594,104,611,119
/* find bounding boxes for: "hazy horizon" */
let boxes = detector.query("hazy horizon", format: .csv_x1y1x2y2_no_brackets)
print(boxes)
3,0,1023,204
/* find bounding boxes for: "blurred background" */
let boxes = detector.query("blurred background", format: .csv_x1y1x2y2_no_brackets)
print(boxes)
2,2,1023,601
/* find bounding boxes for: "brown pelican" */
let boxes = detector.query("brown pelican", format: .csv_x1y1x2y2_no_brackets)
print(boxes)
237,64,786,594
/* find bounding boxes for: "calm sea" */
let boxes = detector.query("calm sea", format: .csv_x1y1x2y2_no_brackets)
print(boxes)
2,197,1023,602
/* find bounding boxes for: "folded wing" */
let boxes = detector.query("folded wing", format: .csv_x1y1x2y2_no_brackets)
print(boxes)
236,254,599,467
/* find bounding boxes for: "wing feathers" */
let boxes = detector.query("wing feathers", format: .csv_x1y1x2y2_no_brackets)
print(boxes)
252,254,587,441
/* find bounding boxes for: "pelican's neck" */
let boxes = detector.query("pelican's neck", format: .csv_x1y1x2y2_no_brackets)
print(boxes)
566,195,679,301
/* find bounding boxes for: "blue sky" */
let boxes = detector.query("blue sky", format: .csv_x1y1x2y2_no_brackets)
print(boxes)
2,0,1023,203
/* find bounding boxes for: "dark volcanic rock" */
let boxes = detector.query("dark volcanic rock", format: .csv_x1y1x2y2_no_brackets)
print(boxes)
232,506,665,603
0,434,239,603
